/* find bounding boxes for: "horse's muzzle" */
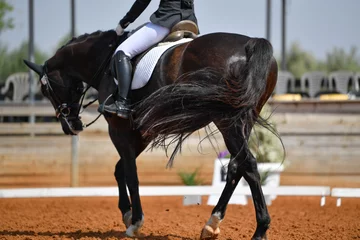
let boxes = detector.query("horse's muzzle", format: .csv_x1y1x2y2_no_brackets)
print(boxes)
59,117,83,135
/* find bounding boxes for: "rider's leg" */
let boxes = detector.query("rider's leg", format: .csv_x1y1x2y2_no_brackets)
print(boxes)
103,50,133,119
103,22,170,119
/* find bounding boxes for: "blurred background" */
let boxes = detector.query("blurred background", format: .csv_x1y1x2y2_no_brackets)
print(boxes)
0,0,359,189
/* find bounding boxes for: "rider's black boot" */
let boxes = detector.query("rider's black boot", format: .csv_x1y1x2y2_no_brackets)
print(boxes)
103,50,132,119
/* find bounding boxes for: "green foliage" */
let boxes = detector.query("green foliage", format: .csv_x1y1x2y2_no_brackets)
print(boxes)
178,168,203,186
0,31,73,84
248,104,283,163
321,46,360,73
0,1,49,83
0,0,13,34
280,42,360,81
260,171,270,185
0,42,48,83
285,42,320,79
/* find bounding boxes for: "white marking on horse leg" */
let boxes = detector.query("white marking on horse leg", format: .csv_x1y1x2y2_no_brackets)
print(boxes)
122,210,132,228
200,212,222,239
206,212,222,230
125,215,144,237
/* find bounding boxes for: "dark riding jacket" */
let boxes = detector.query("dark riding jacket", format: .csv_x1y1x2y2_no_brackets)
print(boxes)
119,0,197,30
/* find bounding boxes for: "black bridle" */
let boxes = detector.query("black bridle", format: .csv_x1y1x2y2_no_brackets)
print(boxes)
40,61,102,132
40,62,83,118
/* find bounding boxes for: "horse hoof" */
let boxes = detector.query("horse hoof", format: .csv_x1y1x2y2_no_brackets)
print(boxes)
122,210,132,228
251,235,268,240
125,215,144,237
200,225,220,239
126,224,139,237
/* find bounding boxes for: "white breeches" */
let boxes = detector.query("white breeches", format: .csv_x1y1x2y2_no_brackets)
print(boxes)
115,22,170,59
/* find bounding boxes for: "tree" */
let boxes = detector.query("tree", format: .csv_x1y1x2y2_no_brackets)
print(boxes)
285,42,320,79
0,31,74,84
279,42,360,81
0,0,14,34
322,46,360,73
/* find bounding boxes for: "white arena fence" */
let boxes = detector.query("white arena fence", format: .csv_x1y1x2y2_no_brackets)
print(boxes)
0,185,337,206
331,188,360,207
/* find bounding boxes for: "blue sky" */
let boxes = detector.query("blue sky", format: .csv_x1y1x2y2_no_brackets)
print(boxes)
1,0,359,60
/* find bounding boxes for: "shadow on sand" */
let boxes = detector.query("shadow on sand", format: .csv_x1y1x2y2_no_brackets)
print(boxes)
0,229,195,239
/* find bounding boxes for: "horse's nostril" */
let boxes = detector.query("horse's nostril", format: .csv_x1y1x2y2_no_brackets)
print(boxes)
72,119,84,131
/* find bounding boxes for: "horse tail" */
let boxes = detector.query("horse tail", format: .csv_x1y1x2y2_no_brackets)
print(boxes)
221,37,274,137
134,37,274,150
236,37,274,107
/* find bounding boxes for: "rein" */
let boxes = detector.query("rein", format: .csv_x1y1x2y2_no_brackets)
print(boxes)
77,85,101,129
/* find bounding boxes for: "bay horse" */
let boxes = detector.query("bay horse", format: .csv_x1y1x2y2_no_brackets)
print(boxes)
24,28,278,239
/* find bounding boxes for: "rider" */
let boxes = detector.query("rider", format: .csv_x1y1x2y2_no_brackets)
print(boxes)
102,0,198,119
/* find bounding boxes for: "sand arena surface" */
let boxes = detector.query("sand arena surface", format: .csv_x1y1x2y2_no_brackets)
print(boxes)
0,196,359,240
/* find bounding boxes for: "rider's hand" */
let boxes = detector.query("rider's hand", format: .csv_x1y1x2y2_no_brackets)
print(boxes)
115,24,124,36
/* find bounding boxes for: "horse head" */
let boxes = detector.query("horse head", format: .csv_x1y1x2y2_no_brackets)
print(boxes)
23,30,123,135
24,58,85,135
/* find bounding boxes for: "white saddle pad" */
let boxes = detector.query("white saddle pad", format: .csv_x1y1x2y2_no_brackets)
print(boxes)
114,38,193,89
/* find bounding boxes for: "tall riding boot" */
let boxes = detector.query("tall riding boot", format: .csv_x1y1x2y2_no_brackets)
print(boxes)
103,51,133,119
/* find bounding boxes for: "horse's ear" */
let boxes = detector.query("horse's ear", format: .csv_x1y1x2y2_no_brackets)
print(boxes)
23,60,43,76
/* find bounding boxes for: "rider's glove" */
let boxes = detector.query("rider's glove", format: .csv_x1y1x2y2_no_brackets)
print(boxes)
115,24,125,36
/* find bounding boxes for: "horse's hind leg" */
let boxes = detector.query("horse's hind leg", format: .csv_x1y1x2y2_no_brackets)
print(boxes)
242,150,270,240
200,155,243,239
200,122,270,240
200,123,245,239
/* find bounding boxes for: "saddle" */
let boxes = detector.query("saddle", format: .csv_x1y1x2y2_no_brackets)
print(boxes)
163,20,199,42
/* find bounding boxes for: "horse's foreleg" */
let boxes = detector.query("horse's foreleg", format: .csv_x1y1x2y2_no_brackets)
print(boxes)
114,158,132,227
110,129,147,237
123,155,144,237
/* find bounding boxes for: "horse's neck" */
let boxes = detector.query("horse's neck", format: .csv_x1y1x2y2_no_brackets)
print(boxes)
97,73,117,104
80,31,122,90
86,51,113,90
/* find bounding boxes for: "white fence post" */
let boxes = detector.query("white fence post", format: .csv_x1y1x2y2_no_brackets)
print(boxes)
71,136,79,187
